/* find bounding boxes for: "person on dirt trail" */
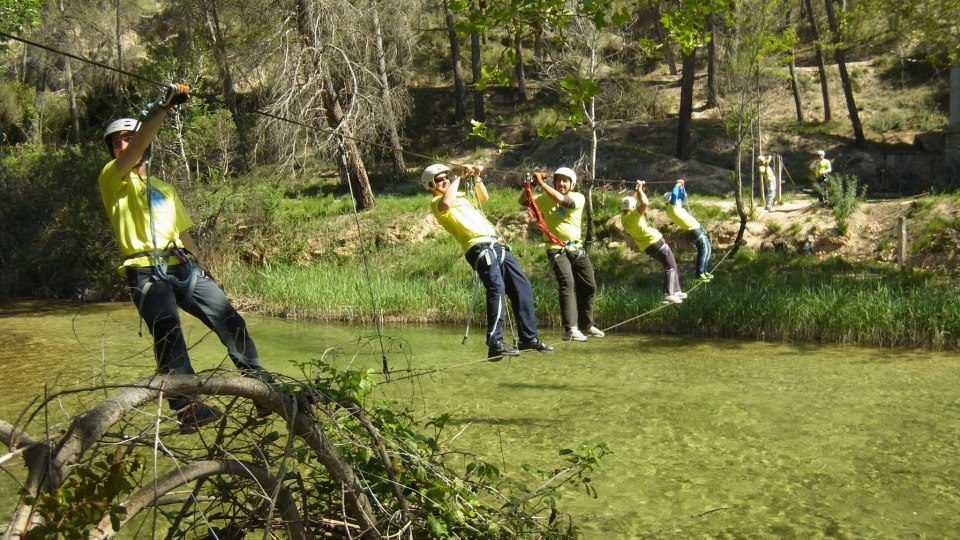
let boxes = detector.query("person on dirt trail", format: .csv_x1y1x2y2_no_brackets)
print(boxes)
810,149,832,205
621,181,685,305
665,179,713,282
424,163,554,360
758,155,777,211
98,83,273,433
518,167,603,342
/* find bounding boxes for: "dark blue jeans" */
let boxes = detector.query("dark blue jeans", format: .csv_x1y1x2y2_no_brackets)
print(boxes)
127,264,264,410
465,243,538,346
690,227,713,276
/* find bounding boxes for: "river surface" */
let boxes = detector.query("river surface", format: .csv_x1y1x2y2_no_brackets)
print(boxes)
1,300,959,538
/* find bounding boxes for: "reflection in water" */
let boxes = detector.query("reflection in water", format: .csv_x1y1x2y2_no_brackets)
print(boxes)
1,300,959,537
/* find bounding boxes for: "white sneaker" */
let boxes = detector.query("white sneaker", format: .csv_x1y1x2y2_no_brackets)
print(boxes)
587,326,605,338
562,327,588,341
662,294,683,305
675,291,688,299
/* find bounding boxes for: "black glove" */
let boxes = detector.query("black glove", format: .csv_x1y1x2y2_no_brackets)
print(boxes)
160,83,190,110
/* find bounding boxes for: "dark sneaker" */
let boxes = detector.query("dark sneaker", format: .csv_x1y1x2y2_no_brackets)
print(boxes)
517,338,554,353
487,340,521,361
177,402,224,434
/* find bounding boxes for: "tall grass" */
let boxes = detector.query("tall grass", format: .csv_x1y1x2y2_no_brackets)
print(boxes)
220,235,960,350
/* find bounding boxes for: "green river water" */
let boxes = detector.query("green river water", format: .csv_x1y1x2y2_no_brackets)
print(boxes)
1,300,959,538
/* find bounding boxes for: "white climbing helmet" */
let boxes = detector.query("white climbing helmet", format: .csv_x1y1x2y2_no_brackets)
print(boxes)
421,164,450,191
620,196,637,211
553,167,578,189
816,149,826,157
102,118,140,154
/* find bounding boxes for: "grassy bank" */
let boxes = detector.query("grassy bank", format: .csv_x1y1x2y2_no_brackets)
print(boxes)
219,236,960,350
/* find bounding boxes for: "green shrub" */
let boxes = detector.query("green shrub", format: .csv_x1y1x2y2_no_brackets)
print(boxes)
817,173,866,235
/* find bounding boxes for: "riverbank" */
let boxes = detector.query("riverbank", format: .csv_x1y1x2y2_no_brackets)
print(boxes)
217,245,960,351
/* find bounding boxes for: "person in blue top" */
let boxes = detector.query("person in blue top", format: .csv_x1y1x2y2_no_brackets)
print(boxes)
665,179,713,282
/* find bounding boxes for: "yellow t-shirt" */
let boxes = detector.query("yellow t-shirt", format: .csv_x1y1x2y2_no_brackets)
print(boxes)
813,158,832,179
666,204,700,231
534,192,584,244
759,165,775,183
98,160,193,270
431,193,497,253
621,211,663,251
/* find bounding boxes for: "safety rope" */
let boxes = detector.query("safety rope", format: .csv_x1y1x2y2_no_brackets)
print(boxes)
336,136,391,381
522,178,566,247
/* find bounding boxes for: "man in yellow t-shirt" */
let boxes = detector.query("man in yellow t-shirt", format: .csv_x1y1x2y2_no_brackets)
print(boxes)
518,167,603,342
98,84,271,431
666,179,713,282
425,163,552,360
810,149,832,204
621,181,685,305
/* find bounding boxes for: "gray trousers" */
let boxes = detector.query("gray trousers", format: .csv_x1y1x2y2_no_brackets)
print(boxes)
548,248,597,330
644,239,682,295
127,264,263,410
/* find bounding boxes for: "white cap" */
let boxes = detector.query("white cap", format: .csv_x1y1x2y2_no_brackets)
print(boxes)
816,149,826,157
620,196,637,211
421,164,450,191
553,167,578,189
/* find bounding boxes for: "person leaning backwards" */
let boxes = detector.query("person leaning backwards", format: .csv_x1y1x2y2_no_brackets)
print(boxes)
665,179,713,282
621,181,686,305
518,167,604,342
423,163,553,360
98,84,272,432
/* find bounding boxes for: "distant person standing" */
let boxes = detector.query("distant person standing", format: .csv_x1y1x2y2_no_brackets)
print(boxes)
424,163,554,360
665,179,713,282
758,155,777,211
810,149,832,204
621,181,685,305
518,167,603,342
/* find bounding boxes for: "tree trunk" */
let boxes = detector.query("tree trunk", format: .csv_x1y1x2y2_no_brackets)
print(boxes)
676,50,696,160
295,0,375,210
654,6,678,75
56,0,79,144
88,461,307,540
802,0,832,121
114,0,122,92
514,29,527,102
3,374,382,540
371,0,406,180
202,0,252,172
731,146,748,255
706,15,719,108
443,0,467,123
470,24,485,121
788,47,805,123
322,71,376,209
823,0,865,147
62,58,79,144
585,98,597,244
